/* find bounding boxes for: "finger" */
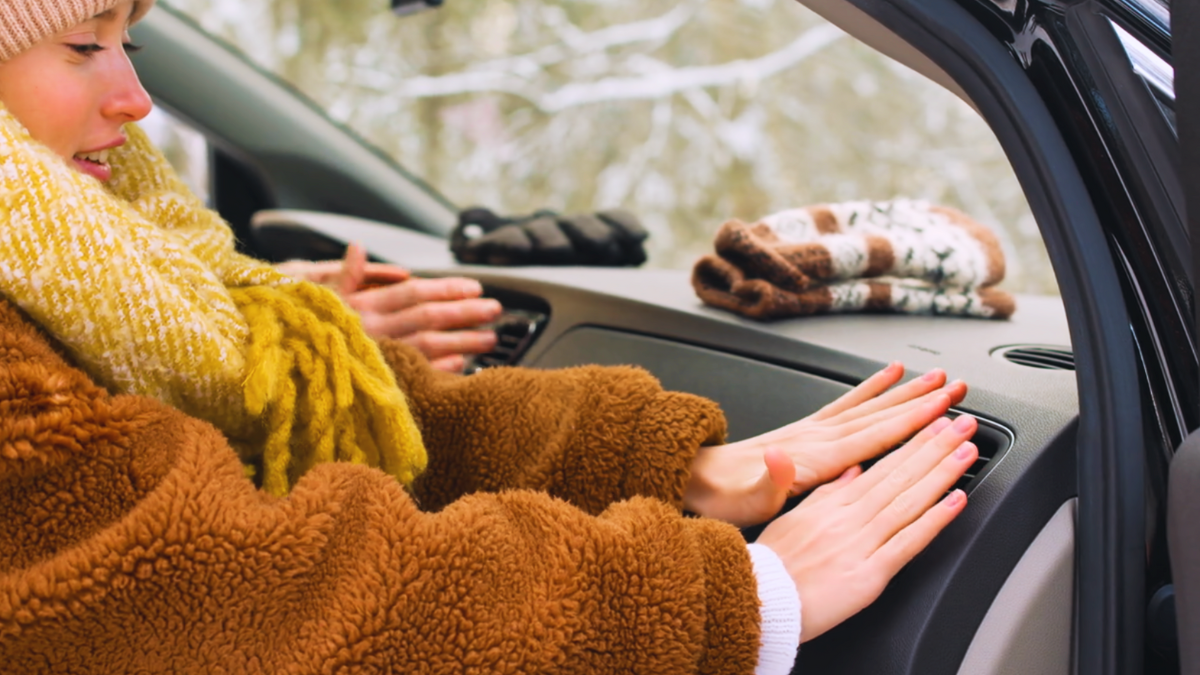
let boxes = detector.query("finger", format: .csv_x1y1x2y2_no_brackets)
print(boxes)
869,488,967,577
825,383,961,439
401,330,499,360
846,414,977,512
828,414,953,503
358,264,412,286
764,446,796,494
863,440,975,544
808,362,904,421
806,393,953,478
820,368,950,426
338,242,368,297
369,298,504,338
429,354,467,373
732,447,797,522
351,277,488,314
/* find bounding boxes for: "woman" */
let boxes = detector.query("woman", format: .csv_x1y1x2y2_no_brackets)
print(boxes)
0,1,978,672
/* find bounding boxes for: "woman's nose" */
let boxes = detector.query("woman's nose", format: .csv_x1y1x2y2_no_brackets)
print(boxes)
101,54,153,123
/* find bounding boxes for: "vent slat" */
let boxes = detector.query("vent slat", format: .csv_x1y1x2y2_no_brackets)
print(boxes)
996,345,1075,371
857,417,1010,496
466,308,549,374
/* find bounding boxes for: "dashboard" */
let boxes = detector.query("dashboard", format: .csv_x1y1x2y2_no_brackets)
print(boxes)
254,208,1079,675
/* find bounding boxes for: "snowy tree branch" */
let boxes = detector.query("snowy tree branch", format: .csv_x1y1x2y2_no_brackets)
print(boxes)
347,0,704,91
381,23,846,112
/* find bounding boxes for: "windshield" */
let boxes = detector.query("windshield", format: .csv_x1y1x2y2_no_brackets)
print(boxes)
159,0,1058,296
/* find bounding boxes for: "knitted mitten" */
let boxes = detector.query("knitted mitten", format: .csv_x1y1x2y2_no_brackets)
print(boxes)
692,200,1016,320
451,207,648,266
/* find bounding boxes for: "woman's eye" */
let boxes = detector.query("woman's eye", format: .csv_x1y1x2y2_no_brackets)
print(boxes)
67,43,104,56
123,43,144,54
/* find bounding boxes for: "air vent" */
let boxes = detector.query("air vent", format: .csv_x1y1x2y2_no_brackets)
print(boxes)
742,413,1013,541
950,420,1010,494
859,417,1011,495
993,345,1075,371
465,308,548,373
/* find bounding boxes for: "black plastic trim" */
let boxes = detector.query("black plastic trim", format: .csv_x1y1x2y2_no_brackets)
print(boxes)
793,0,1146,671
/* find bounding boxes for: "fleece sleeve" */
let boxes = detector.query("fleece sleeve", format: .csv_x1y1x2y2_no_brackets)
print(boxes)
0,301,760,675
378,339,729,515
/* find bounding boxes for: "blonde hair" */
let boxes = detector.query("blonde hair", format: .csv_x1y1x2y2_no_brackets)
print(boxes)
0,0,156,61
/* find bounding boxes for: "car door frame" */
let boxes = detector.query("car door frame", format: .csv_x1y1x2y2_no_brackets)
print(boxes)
794,0,1192,672
1171,0,1200,672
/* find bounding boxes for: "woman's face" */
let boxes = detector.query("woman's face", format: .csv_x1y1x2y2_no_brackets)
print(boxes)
0,1,152,182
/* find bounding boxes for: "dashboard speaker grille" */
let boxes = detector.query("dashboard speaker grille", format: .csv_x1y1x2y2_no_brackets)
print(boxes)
995,345,1075,371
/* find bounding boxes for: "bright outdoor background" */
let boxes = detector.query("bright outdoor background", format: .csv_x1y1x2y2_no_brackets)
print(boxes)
153,0,1058,295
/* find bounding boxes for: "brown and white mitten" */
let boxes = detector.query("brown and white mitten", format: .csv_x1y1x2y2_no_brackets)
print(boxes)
694,256,1016,319
692,200,1016,320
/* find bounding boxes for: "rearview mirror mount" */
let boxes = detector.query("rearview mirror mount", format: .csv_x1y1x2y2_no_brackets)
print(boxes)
391,0,443,16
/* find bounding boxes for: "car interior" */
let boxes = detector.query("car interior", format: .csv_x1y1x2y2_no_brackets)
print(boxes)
130,0,1183,672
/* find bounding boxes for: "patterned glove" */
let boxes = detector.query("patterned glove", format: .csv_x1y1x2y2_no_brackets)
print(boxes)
451,207,648,267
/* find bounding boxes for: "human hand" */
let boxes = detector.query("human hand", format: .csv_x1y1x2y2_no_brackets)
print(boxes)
683,363,967,527
755,413,977,642
278,244,503,372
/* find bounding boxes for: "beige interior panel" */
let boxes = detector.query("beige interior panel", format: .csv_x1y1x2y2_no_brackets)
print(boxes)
957,499,1076,675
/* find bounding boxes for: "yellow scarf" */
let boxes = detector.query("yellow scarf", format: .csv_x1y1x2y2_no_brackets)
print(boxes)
0,108,425,495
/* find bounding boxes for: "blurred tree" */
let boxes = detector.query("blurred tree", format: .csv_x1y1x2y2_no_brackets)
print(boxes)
164,0,1056,295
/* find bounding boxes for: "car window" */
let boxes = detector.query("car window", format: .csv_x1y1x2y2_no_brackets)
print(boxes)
161,0,1058,296
1110,19,1174,132
141,105,213,205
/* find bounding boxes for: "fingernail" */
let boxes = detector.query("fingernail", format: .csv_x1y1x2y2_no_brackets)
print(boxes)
953,414,976,433
954,442,976,460
921,368,943,382
929,417,952,433
945,489,965,508
886,361,902,374
460,280,483,294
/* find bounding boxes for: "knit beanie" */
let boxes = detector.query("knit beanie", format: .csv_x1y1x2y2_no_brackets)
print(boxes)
0,0,155,61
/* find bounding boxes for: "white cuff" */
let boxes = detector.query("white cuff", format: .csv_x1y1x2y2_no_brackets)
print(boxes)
747,543,801,675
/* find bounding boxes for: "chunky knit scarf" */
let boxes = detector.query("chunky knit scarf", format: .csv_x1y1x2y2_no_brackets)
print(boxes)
693,200,1016,320
0,108,425,495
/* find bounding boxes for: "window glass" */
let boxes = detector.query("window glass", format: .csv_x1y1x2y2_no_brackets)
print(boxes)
162,0,1058,295
140,105,213,205
1111,20,1172,101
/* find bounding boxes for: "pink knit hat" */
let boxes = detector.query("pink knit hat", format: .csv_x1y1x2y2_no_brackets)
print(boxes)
0,0,155,61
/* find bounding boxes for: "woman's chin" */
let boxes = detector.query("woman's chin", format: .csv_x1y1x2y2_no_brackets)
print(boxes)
72,158,111,182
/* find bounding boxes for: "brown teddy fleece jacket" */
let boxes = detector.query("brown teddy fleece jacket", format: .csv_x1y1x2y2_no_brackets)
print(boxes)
0,298,762,674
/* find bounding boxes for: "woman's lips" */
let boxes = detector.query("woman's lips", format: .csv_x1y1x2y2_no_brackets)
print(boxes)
72,140,123,182
72,157,112,182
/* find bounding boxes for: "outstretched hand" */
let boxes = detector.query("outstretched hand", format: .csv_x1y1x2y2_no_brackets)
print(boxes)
682,363,967,526
275,243,503,372
756,413,978,642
